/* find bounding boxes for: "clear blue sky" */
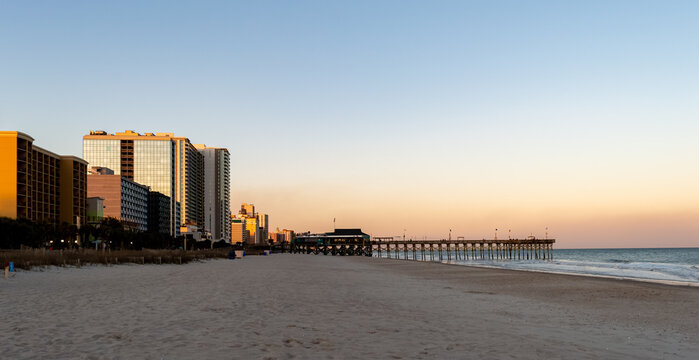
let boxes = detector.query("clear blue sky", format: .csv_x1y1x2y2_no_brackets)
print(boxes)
2,1,699,247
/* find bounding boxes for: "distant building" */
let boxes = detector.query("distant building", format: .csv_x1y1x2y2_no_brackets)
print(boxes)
269,231,284,243
282,229,295,243
245,216,260,245
230,216,248,244
240,203,255,217
0,131,87,230
270,228,295,244
194,144,231,243
257,213,269,244
87,167,149,231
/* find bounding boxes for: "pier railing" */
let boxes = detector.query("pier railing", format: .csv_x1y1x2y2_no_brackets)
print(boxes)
278,238,555,261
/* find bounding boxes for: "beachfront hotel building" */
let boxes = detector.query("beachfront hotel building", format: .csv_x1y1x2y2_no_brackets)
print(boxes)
172,136,204,230
83,130,205,236
87,167,149,231
0,131,87,230
194,144,231,243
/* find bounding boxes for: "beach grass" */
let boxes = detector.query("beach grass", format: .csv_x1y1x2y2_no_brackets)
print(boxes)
0,248,231,270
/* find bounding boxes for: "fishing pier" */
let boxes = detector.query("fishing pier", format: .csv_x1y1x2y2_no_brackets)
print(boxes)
282,229,555,261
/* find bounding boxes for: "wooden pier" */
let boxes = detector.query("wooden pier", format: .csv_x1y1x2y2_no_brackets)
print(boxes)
280,232,555,261
370,239,555,261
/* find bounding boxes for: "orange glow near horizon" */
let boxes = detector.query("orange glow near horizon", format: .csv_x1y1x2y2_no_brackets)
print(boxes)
232,176,699,249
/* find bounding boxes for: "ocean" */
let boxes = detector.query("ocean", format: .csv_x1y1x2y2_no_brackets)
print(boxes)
378,247,699,285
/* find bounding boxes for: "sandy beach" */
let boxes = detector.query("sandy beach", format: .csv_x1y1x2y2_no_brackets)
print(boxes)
1,254,698,359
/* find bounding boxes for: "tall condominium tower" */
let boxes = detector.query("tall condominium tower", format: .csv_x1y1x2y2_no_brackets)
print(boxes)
83,130,200,236
172,137,204,228
194,144,231,242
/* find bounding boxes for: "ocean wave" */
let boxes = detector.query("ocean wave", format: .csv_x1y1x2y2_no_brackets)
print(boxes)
448,258,699,284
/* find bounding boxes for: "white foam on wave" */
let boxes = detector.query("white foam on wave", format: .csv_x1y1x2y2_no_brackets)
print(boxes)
446,258,699,286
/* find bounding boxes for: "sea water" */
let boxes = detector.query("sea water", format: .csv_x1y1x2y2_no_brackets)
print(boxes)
469,248,699,284
379,248,699,285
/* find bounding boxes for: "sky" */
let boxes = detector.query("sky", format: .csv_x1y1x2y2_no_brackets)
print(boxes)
2,1,699,248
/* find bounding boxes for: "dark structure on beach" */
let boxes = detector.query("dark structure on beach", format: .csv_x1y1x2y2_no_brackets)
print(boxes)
289,229,370,256
280,229,555,260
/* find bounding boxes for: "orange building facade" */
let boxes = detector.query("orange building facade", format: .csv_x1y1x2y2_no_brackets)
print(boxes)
0,131,87,227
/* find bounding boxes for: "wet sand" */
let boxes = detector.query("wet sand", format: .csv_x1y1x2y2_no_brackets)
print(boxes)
1,254,697,359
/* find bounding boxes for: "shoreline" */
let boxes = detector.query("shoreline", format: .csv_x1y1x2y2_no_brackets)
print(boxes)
438,259,699,288
7,251,699,287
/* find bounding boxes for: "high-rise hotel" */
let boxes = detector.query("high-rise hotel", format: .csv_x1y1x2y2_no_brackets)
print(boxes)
83,130,204,236
0,131,87,230
83,130,227,240
194,144,231,242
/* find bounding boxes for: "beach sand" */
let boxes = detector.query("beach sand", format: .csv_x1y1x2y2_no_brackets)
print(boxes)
1,254,697,359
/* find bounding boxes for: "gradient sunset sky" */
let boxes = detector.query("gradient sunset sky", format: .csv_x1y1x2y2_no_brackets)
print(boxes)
2,1,699,248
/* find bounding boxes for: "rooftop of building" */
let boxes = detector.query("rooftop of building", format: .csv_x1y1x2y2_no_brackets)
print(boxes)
84,130,181,140
326,229,370,236
88,166,115,175
2,131,87,163
0,131,34,142
84,131,229,151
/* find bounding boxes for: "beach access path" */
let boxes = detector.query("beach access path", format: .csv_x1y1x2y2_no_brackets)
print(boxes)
1,254,697,359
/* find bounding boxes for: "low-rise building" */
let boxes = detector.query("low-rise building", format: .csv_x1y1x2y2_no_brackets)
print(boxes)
87,167,149,231
87,197,105,225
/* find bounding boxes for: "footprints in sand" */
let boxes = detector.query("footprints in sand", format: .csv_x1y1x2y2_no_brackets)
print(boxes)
282,337,333,349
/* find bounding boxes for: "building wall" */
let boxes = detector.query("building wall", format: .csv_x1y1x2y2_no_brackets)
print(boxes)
87,173,148,231
84,131,179,236
83,138,121,175
0,132,20,218
258,213,269,243
120,177,148,231
241,203,255,217
148,191,171,235
87,175,123,219
197,146,231,243
245,216,259,245
30,147,60,224
174,138,204,229
1,131,87,227
282,229,295,243
86,197,104,225
231,217,247,244
59,156,87,227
